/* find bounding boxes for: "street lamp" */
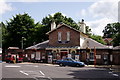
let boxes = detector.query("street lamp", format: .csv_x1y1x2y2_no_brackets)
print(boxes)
21,37,24,49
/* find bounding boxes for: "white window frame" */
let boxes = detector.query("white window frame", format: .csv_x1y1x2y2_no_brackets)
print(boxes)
89,52,94,61
67,32,70,41
58,32,62,41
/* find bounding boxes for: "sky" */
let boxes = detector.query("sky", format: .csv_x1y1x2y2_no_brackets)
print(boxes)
0,0,119,36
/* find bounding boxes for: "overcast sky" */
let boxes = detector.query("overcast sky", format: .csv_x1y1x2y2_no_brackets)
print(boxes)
0,0,119,36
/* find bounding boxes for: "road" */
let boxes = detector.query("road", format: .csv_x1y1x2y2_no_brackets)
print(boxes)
2,62,120,80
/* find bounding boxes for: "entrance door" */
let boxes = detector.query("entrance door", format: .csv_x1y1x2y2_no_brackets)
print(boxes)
35,52,41,60
61,52,68,59
103,54,108,65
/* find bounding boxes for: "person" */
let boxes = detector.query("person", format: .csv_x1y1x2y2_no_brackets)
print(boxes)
86,58,89,66
13,56,16,64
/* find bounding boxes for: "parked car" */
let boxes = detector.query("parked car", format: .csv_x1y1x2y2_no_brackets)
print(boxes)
56,58,85,67
5,55,14,63
17,57,23,63
5,55,23,63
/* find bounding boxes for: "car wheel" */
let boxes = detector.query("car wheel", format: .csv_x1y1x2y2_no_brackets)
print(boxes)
76,64,80,67
59,63,64,67
6,61,8,63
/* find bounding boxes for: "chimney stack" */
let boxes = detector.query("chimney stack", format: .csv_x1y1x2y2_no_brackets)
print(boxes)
78,19,86,33
51,21,56,31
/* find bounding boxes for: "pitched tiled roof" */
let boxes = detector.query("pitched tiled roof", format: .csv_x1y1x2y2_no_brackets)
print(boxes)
104,38,113,42
26,38,109,50
46,23,81,34
26,40,49,49
46,46,80,49
81,38,109,49
113,46,120,50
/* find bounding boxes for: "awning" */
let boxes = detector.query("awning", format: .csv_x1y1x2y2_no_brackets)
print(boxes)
46,46,80,50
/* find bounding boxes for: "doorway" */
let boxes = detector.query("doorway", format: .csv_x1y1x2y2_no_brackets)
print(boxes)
60,52,68,59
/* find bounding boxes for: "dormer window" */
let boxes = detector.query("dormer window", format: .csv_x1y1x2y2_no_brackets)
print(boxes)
67,31,70,41
58,32,61,41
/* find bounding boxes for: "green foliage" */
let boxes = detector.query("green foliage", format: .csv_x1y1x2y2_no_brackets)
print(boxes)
90,34,106,45
2,12,79,49
32,23,48,43
103,24,115,38
42,12,79,31
103,22,120,46
2,13,37,49
0,23,2,48
86,26,92,36
112,33,120,46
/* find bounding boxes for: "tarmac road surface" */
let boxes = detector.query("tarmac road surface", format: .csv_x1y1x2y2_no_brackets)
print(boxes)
2,62,120,80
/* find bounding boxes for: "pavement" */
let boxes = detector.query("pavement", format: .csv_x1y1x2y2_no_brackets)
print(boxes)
86,65,120,74
19,62,120,68
11,62,120,68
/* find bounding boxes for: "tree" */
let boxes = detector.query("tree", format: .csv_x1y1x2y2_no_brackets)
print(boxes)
86,26,92,36
0,22,2,48
103,22,120,46
32,23,48,44
3,13,37,49
103,24,115,38
42,12,79,31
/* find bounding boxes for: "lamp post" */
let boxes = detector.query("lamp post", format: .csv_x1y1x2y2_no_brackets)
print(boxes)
21,37,24,49
86,41,90,66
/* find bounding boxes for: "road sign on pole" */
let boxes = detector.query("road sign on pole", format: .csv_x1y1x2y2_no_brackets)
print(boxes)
94,46,96,67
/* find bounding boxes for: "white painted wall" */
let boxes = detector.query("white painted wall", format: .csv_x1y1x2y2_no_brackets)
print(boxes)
51,21,56,31
80,23,86,33
80,35,85,47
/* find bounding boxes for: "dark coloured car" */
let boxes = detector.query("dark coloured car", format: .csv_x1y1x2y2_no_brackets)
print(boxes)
56,58,85,67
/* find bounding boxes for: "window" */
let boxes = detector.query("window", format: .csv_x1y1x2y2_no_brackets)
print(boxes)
58,32,61,41
67,32,70,41
89,52,94,61
96,55,101,59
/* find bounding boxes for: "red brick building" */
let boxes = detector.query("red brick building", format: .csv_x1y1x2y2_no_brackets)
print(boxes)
26,21,116,64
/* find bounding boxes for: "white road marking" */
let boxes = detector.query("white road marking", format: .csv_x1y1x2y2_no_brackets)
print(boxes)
48,77,53,80
20,70,45,77
39,71,45,76
20,70,29,75
24,71,34,72
112,74,119,77
110,68,114,71
5,65,21,68
34,66,38,67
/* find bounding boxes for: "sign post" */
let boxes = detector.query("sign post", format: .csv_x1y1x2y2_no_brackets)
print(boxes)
94,46,96,67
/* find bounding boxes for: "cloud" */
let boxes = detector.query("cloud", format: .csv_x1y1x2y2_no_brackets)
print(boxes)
86,18,114,36
3,0,101,2
0,0,13,15
118,1,120,22
4,0,40,2
50,13,67,17
88,0,118,20
80,0,119,36
80,9,86,16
